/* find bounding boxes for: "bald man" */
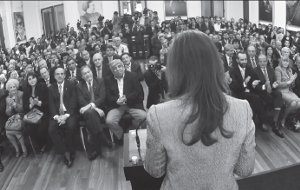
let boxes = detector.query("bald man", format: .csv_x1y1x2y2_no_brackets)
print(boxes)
91,53,113,80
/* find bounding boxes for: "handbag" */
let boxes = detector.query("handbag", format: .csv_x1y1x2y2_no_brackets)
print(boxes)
5,114,23,131
23,108,44,124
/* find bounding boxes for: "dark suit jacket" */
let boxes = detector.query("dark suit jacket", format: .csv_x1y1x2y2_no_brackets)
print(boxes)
101,55,120,79
253,65,276,93
229,65,256,98
77,78,106,109
222,54,237,71
144,70,167,108
104,71,144,111
293,67,300,97
23,82,49,114
48,80,77,118
65,68,82,82
129,61,144,81
247,55,259,69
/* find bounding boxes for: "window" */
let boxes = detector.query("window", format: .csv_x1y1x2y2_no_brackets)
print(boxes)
41,4,66,37
201,1,224,17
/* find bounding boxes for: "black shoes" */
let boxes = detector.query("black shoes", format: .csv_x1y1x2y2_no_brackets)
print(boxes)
99,132,113,148
272,128,284,138
63,152,74,168
87,150,100,161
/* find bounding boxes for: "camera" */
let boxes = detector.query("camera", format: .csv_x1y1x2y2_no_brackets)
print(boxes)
98,15,104,22
148,63,162,70
77,20,81,29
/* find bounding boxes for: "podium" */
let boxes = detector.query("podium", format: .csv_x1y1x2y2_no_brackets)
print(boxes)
123,129,300,190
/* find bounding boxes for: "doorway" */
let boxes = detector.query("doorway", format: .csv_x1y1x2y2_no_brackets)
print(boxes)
0,14,5,49
41,4,66,38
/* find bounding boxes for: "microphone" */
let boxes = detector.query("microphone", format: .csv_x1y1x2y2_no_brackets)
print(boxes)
135,118,146,161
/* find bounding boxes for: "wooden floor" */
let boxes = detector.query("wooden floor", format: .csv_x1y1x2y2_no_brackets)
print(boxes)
0,144,132,190
0,127,299,190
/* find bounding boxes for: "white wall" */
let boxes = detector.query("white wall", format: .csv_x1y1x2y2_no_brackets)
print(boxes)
249,0,259,25
187,1,201,18
147,1,165,21
273,1,286,30
64,1,80,30
23,1,43,40
102,1,119,21
224,1,243,22
2,1,16,48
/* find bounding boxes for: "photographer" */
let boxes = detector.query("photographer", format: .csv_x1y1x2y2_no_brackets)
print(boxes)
144,56,167,108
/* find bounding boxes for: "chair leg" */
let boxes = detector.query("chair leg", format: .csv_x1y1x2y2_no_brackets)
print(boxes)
28,136,36,156
79,127,88,157
109,130,114,143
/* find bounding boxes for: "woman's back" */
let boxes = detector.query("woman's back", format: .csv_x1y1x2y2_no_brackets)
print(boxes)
145,95,255,190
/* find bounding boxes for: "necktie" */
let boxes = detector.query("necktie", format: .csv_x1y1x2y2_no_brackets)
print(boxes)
251,58,257,68
262,68,269,81
229,57,232,67
88,82,95,102
97,68,102,78
125,64,130,71
58,84,64,115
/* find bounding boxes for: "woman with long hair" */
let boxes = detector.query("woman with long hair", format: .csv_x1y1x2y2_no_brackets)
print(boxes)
23,72,49,153
144,31,255,190
265,45,277,69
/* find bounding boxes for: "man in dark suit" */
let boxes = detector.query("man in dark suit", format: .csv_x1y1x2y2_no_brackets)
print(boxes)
121,53,144,81
222,44,237,71
229,51,268,131
102,45,120,79
252,54,284,137
91,53,111,80
77,65,112,160
65,57,81,83
247,45,259,69
48,67,77,168
39,67,55,87
105,59,146,141
76,45,86,68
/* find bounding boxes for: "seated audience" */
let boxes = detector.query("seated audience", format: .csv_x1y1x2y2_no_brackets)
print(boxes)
229,51,268,131
113,37,129,56
0,88,7,172
77,65,112,160
23,72,49,152
105,59,146,141
65,57,81,83
145,31,255,190
275,56,300,131
91,53,112,80
293,55,300,97
252,54,284,137
39,67,54,87
48,67,77,167
121,53,144,81
5,79,27,157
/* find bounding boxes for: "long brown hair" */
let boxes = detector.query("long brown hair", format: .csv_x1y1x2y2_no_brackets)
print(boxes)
166,30,233,146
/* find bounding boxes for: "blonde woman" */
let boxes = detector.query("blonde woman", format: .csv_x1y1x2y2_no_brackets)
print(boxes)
5,79,27,157
275,56,300,130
